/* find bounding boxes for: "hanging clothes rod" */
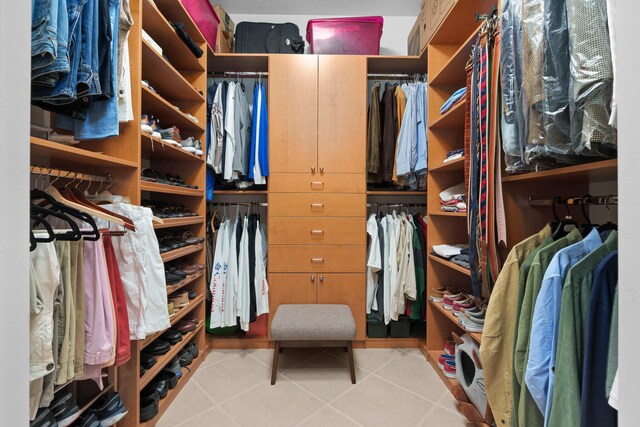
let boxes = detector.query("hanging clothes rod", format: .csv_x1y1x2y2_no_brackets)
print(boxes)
30,165,110,184
528,195,618,206
366,203,427,207
208,71,269,77
367,73,426,78
208,202,268,206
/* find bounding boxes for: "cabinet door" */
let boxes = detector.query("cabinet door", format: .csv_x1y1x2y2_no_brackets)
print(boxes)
269,55,318,173
317,274,366,340
268,273,317,312
317,56,367,174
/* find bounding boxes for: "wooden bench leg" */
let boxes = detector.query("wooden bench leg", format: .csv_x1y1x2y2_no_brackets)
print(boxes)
271,341,280,385
347,341,356,384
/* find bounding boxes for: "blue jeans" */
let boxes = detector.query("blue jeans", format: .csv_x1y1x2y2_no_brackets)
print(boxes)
32,0,86,101
32,0,70,85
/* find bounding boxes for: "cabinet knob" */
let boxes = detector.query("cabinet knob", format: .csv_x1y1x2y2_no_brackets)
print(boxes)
319,275,324,282
311,166,316,174
311,275,315,282
310,203,324,211
319,166,324,174
310,230,324,236
311,258,325,264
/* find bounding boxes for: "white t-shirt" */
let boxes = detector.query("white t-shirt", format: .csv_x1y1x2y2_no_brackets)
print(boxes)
382,217,391,325
223,82,237,181
209,220,227,328
366,214,381,314
237,217,251,331
223,217,238,327
255,220,269,316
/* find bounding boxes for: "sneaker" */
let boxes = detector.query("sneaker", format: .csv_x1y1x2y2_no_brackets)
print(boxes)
159,126,182,147
141,115,161,138
179,136,198,153
429,287,449,302
50,390,81,427
452,298,477,317
169,292,189,309
194,139,203,156
444,339,456,356
85,393,127,426
462,316,485,333
443,293,466,310
438,353,455,369
73,412,102,427
184,112,199,123
141,80,157,93
443,360,457,378
30,408,58,427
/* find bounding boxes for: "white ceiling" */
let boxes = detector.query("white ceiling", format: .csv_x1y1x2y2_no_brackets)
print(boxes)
215,0,421,17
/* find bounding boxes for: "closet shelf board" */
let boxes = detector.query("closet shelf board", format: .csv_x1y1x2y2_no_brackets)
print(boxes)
207,334,271,350
141,295,206,352
139,350,205,427
501,159,618,183
77,383,115,419
141,86,206,133
213,190,269,195
141,132,205,162
366,191,427,196
428,211,466,217
138,322,205,390
141,180,204,197
31,137,138,170
166,270,205,296
160,243,205,263
430,0,496,45
367,53,428,74
153,0,206,45
430,156,465,173
207,51,269,73
141,40,204,103
430,24,481,86
429,300,482,343
141,0,204,73
364,337,422,348
428,255,471,277
429,100,466,129
154,216,205,230
427,351,457,389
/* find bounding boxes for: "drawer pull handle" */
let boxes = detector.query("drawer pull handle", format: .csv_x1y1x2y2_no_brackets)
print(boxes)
310,203,325,211
311,258,325,264
310,230,324,236
311,182,324,190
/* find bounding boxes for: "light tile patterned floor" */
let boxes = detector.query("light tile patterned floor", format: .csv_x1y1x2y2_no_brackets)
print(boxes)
156,348,470,427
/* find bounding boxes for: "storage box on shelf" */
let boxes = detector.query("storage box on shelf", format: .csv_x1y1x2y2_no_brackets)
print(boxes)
425,0,494,390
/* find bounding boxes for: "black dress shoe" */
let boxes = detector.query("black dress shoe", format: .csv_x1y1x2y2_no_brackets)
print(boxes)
140,352,157,369
143,380,169,400
154,371,179,390
160,329,183,345
178,349,193,367
165,272,182,285
140,365,145,377
140,388,160,406
187,342,199,359
163,357,182,379
145,340,171,356
139,398,159,422
30,408,57,427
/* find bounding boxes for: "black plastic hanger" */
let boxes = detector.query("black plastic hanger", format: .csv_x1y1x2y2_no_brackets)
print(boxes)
597,195,618,233
552,197,579,240
31,188,100,241
31,204,82,241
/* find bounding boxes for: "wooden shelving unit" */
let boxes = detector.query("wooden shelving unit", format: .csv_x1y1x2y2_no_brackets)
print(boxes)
213,189,268,195
366,190,427,196
153,216,204,229
166,270,205,295
501,159,618,183
160,243,204,263
141,180,204,197
425,0,494,397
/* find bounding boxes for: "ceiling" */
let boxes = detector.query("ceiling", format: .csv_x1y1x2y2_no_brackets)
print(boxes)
215,0,421,17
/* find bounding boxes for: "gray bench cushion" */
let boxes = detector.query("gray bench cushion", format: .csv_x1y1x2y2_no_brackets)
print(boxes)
271,304,356,341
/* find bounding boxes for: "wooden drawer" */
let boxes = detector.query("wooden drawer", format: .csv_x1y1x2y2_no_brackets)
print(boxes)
269,173,366,193
269,193,366,217
268,245,366,273
269,217,365,245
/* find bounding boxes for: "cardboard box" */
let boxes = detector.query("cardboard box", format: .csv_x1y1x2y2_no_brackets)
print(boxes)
408,16,421,56
212,4,235,34
211,4,235,53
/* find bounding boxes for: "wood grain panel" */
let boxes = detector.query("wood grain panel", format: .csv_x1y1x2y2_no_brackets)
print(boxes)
268,245,366,273
317,274,366,340
269,193,366,217
269,217,365,245
269,173,366,193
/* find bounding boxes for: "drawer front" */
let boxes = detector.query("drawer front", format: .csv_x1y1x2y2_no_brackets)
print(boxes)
269,173,366,193
269,217,365,245
268,245,366,273
269,193,366,217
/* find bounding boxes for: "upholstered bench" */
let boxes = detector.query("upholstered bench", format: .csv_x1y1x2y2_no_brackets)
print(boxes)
270,304,357,385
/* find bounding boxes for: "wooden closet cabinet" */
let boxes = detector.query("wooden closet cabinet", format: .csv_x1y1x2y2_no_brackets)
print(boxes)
269,273,366,340
268,54,367,341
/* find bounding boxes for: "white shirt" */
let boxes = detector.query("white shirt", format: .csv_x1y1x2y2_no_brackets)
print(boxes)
223,217,238,327
366,214,381,314
237,217,251,331
209,220,227,328
210,84,224,174
254,220,269,316
386,213,400,324
381,217,391,325
223,82,238,181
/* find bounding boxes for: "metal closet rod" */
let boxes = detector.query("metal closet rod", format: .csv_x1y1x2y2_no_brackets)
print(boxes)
208,71,269,77
30,165,110,184
367,73,426,78
209,202,268,206
528,195,618,206
367,203,427,207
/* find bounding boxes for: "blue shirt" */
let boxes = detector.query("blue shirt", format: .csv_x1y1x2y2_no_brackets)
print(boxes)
415,82,428,172
525,228,603,426
439,87,466,114
396,84,416,176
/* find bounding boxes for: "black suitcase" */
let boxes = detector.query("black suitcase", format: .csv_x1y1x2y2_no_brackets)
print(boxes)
234,22,305,54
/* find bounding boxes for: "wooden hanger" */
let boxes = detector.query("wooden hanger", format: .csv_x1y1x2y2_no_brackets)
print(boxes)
45,185,126,227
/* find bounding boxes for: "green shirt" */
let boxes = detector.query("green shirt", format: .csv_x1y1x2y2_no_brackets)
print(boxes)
547,231,617,427
514,228,582,427
606,284,619,396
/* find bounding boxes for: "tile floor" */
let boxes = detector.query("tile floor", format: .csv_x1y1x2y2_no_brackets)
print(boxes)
157,348,471,427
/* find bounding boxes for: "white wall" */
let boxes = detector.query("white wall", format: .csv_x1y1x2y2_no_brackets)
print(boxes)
227,13,417,55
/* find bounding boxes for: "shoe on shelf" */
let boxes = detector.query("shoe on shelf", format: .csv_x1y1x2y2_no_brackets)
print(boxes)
452,298,477,317
143,378,168,401
140,352,157,369
461,316,485,333
444,339,456,356
162,357,183,380
141,168,165,183
159,126,182,147
186,341,199,359
429,287,451,302
140,365,145,378
194,140,203,156
168,302,176,318
178,348,194,367
443,293,467,310
85,393,127,427
443,359,457,379
140,388,160,407
180,137,198,154
30,408,58,427
165,272,182,285
169,291,189,310
153,370,179,390
141,80,157,93
160,329,183,345
175,261,197,275
73,412,102,427
139,396,159,423
184,112,199,123
50,390,81,427
172,318,198,334
438,353,456,370
167,265,187,279
188,290,197,300
141,114,154,133
178,230,205,245
145,339,171,356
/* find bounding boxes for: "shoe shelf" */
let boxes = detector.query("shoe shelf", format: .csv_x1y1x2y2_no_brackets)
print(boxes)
429,156,465,173
429,100,466,129
429,300,482,343
138,322,205,390
141,132,204,163
31,136,138,172
428,255,471,277
160,242,204,263
72,382,116,418
429,23,481,87
141,294,206,351
141,86,205,134
213,189,268,195
153,215,204,229
428,210,466,217
139,348,206,427
427,351,457,390
501,159,618,183
141,40,204,103
141,0,203,73
166,270,205,296
141,180,204,197
153,0,206,49
363,337,423,349
207,51,270,73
